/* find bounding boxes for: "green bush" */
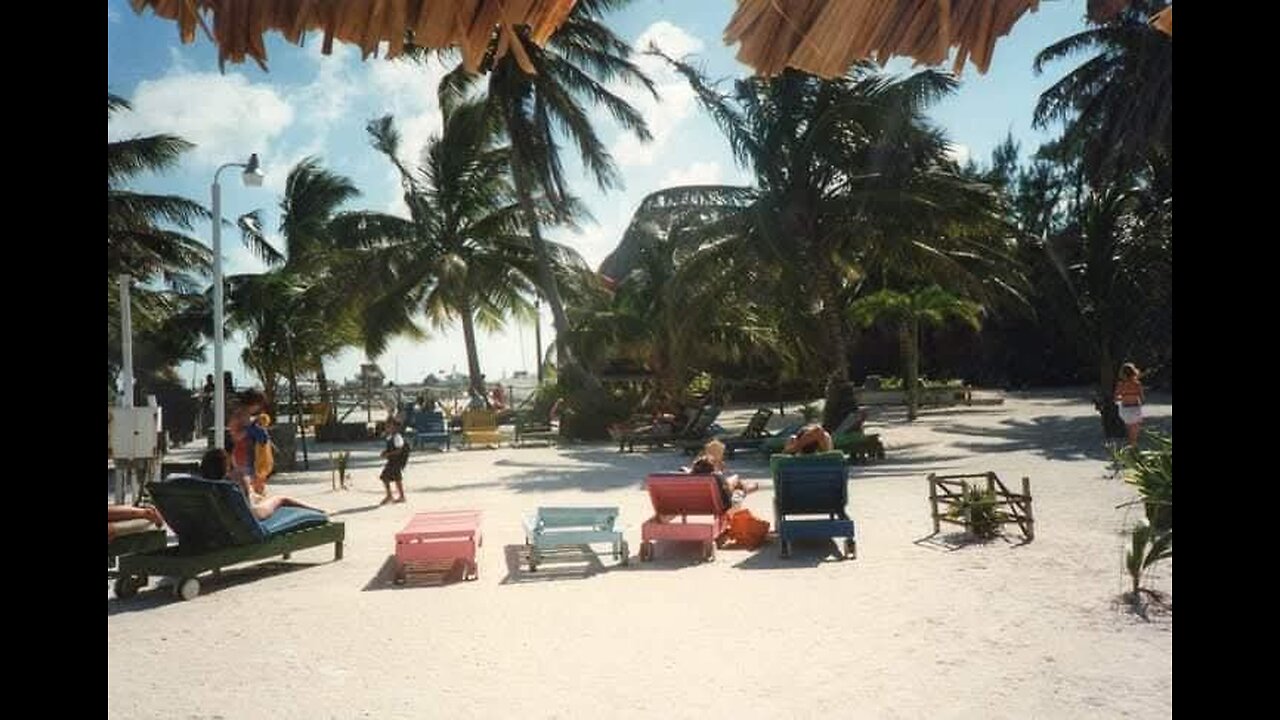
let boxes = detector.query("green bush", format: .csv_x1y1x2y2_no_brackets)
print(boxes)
947,486,1001,539
1116,432,1172,532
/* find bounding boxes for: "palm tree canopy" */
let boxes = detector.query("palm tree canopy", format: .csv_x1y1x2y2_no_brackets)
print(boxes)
1033,1,1171,180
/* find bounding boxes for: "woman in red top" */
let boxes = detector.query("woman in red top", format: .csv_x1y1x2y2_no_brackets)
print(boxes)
1114,362,1145,448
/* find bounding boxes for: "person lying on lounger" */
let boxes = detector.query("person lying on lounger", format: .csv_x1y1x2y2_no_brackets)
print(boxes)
200,448,327,520
783,424,834,455
107,505,165,542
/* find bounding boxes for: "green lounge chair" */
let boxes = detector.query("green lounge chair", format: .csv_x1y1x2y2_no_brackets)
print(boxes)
114,475,344,601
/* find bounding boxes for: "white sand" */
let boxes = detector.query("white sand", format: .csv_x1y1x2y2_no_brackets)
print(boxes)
107,391,1172,719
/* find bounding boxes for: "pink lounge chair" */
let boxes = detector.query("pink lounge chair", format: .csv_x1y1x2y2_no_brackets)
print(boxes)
395,510,483,582
639,474,729,562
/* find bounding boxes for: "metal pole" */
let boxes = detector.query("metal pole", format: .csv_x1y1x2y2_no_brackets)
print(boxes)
119,275,135,408
212,178,225,451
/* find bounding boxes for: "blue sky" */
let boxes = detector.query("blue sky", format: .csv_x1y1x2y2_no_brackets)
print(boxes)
108,0,1087,389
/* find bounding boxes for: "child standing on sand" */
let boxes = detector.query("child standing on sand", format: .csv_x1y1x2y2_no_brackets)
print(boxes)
379,417,410,505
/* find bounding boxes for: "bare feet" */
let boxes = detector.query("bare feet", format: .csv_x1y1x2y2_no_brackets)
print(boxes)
394,496,407,504
380,496,394,506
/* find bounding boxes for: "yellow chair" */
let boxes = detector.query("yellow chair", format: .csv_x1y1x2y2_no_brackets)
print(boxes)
461,409,503,448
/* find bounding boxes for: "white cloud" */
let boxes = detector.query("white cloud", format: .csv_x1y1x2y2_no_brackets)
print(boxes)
108,1,121,23
609,21,704,168
946,143,971,166
658,160,723,188
111,71,294,170
366,54,453,172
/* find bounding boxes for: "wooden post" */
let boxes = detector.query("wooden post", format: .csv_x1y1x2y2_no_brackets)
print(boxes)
928,473,940,534
962,480,972,537
1022,476,1035,541
329,451,336,491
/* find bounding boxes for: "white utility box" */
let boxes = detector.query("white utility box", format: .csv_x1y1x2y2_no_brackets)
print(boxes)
109,405,163,460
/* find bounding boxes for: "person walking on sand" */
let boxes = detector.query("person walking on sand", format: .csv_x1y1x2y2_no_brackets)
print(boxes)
379,417,411,504
1114,362,1145,448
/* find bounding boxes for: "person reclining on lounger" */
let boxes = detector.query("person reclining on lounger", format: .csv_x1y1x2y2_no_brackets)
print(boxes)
200,448,327,520
783,424,834,455
108,505,165,542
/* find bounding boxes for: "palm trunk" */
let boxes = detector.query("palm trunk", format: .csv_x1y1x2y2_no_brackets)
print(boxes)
460,299,485,399
508,153,604,398
813,252,855,430
904,317,920,421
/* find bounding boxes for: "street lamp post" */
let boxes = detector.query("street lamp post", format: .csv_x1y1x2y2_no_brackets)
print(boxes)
211,153,264,448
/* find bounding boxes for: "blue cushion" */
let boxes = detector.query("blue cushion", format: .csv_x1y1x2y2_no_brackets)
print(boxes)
257,506,329,536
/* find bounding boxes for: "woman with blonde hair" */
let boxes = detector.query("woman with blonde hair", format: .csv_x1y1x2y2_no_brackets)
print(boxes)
1114,363,1145,448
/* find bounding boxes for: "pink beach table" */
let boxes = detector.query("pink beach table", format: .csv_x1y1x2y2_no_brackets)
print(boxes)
395,510,483,582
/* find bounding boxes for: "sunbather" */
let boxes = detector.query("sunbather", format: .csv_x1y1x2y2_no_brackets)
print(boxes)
108,504,165,542
687,440,759,512
783,424,834,455
200,448,327,520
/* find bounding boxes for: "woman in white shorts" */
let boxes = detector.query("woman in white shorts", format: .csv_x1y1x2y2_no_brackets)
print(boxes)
1113,363,1145,448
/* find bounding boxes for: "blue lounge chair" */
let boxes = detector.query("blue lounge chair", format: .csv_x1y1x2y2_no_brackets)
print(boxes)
770,452,857,560
411,409,451,451
114,475,344,601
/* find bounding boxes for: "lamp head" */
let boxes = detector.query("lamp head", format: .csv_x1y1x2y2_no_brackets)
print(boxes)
242,153,264,187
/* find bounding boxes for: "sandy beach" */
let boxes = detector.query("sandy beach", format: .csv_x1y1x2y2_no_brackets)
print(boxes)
107,390,1172,719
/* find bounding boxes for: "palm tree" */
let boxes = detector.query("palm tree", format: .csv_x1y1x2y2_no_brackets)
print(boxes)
570,209,784,410
353,100,582,399
108,91,212,394
629,57,1008,426
419,0,655,387
237,157,365,417
108,92,210,290
1034,0,1172,181
849,286,983,420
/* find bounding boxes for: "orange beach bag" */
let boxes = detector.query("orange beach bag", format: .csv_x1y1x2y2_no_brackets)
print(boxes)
725,509,770,549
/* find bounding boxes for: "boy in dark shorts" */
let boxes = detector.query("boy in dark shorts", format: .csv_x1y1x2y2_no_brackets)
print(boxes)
379,417,410,504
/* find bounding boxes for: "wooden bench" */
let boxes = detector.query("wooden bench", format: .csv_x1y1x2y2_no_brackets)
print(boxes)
395,510,483,584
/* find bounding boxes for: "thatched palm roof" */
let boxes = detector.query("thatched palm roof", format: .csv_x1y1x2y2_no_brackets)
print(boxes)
128,0,1169,79
724,0,1046,78
128,0,579,72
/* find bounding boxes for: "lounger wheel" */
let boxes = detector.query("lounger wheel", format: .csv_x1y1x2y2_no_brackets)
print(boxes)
640,541,653,562
845,538,857,560
620,541,630,566
113,575,144,600
175,577,200,601
780,541,792,559
702,541,715,562
528,547,538,573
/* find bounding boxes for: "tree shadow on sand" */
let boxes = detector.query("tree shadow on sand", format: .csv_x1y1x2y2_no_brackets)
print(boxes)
935,412,1172,462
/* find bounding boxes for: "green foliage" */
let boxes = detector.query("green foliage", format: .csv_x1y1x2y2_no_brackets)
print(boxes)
1116,431,1172,532
947,486,1002,540
1125,519,1172,599
685,371,713,400
1117,432,1171,607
